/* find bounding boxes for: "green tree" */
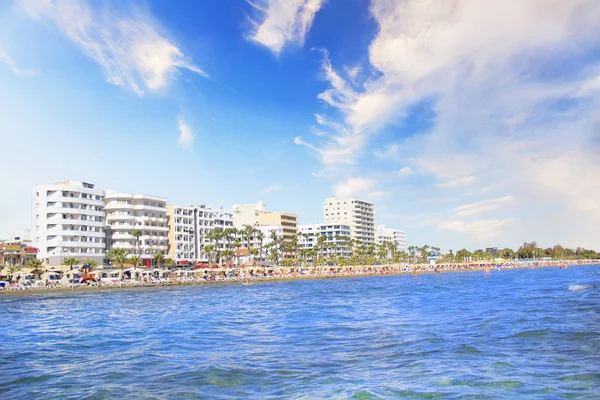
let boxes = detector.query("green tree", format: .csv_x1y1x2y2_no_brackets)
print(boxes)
152,252,164,269
108,248,129,280
203,244,216,267
27,258,45,280
132,228,143,257
82,258,98,269
63,257,80,271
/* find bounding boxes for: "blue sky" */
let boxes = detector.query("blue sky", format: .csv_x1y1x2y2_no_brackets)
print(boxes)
1,0,599,251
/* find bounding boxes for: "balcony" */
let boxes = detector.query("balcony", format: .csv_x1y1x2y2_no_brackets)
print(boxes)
104,202,134,211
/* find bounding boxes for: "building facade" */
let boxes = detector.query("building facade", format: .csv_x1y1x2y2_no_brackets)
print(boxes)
232,201,267,228
375,226,408,251
32,181,106,265
257,212,298,260
105,191,168,265
166,205,196,262
299,223,352,259
167,204,235,264
323,197,375,244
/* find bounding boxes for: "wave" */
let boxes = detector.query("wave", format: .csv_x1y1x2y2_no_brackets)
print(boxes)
568,284,595,291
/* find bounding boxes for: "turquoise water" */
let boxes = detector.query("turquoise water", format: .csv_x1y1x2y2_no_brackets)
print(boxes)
1,266,599,399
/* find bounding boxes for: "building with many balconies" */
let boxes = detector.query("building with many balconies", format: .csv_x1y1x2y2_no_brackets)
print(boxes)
299,223,352,259
323,197,375,244
105,191,168,266
375,226,407,251
32,181,106,265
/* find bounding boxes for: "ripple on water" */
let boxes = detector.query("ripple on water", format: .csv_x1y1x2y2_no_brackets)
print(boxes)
0,265,599,399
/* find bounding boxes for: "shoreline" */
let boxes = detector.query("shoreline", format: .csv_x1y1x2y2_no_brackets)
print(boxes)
1,260,598,297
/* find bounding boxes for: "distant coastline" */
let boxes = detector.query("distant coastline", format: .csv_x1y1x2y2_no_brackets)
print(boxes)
1,259,598,296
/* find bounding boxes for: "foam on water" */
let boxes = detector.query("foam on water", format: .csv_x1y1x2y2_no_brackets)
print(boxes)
568,284,595,291
0,265,599,399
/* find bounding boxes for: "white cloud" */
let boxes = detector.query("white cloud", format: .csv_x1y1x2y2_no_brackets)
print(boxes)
438,219,513,242
0,46,38,76
333,177,375,198
177,118,195,150
397,167,412,176
261,184,283,194
19,0,206,95
436,176,476,189
248,0,324,54
451,196,514,217
296,0,600,247
373,143,399,160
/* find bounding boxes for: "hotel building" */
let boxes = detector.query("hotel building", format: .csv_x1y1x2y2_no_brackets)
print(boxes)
323,197,375,244
32,181,106,265
167,204,234,264
104,191,168,265
299,223,352,259
375,226,408,251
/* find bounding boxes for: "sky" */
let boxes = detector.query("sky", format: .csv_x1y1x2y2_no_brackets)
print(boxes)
1,0,599,251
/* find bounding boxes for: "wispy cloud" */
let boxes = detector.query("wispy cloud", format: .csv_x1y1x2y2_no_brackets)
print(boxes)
451,196,514,217
247,0,324,54
296,0,600,245
373,143,399,160
19,0,207,95
0,46,37,76
177,118,195,150
438,219,513,243
436,176,476,189
397,167,412,176
261,184,283,194
333,177,378,199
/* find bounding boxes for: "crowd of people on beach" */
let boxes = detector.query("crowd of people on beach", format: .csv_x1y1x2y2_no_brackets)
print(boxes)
1,259,598,292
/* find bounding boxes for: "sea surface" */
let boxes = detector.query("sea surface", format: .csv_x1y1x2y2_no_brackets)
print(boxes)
1,266,599,399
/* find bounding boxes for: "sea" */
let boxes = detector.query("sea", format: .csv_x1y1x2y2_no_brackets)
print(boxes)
1,265,599,399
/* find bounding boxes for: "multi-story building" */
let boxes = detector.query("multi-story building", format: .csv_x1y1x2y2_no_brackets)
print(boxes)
167,204,235,264
166,205,196,263
323,197,375,244
257,212,298,260
299,223,352,259
232,201,267,228
105,191,168,266
1,238,38,268
32,181,106,265
195,205,234,263
375,226,407,251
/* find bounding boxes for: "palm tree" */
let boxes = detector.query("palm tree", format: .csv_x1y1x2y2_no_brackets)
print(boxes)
234,238,242,267
82,258,98,269
316,235,327,267
249,248,259,268
63,257,80,271
242,225,256,253
108,248,129,280
256,230,264,264
132,228,142,257
152,252,164,270
27,258,45,280
203,244,215,267
163,258,175,276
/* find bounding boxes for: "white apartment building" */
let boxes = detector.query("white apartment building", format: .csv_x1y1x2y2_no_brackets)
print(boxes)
375,226,408,251
231,201,267,228
105,191,168,265
167,204,235,263
195,205,234,263
323,197,375,244
32,181,106,266
167,205,196,262
299,224,352,259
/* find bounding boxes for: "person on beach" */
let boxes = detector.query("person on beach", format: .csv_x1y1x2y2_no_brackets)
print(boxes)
413,268,418,279
484,265,490,278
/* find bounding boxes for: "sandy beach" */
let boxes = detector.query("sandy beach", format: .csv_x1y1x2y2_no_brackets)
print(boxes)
2,259,598,296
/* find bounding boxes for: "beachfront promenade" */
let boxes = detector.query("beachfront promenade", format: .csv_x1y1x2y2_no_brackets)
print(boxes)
1,259,598,294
